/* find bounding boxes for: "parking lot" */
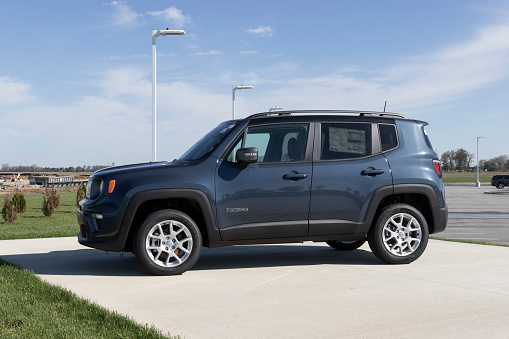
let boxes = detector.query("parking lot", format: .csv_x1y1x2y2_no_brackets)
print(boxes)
441,185,509,245
1,185,509,338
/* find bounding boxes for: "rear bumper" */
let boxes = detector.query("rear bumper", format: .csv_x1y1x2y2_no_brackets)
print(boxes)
432,204,448,234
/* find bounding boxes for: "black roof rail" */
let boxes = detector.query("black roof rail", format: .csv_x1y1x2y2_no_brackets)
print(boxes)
246,110,408,119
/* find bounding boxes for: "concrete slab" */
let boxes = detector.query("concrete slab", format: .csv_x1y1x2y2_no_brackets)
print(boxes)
1,237,509,338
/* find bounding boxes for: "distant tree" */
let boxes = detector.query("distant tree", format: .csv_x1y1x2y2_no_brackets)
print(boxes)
441,151,452,172
454,148,474,172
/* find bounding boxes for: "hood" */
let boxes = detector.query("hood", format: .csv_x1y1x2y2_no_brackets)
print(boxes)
92,161,185,177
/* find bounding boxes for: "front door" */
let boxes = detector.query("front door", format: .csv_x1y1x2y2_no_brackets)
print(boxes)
215,123,312,241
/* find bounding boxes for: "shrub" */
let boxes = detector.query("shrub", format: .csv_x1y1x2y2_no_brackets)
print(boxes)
42,193,55,217
1,197,17,222
77,182,86,206
50,188,60,208
11,191,27,213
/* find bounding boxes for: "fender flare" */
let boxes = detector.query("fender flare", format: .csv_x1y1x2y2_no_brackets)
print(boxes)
117,189,220,249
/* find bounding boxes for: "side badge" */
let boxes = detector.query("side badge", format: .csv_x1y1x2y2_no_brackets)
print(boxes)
226,208,249,213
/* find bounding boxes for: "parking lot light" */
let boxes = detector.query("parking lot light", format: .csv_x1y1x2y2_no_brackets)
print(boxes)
232,85,253,119
476,136,485,187
152,29,186,162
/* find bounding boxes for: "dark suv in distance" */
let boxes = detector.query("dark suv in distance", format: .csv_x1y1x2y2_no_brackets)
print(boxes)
77,110,448,275
491,175,509,189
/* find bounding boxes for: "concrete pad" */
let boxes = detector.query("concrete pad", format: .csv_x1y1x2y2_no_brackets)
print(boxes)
1,237,509,338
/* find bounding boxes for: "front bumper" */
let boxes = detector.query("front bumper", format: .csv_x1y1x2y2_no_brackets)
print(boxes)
77,206,126,252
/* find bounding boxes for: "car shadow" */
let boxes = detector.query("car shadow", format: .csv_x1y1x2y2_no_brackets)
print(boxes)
0,244,381,277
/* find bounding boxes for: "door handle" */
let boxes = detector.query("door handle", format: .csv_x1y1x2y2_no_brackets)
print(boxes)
361,168,384,176
283,173,308,180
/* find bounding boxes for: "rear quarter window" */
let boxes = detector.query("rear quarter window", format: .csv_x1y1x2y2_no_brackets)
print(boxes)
379,124,398,152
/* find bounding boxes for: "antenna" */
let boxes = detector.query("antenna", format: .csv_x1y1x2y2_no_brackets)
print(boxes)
383,101,387,113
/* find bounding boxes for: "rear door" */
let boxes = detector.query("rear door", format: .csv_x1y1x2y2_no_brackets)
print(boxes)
309,122,393,236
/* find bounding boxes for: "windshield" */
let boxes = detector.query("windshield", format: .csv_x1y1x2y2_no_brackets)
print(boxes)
179,122,238,161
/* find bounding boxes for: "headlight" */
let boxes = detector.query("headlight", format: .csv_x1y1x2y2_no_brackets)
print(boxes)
86,178,103,200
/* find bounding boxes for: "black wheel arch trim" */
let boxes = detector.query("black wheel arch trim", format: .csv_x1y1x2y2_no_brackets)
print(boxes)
82,188,220,252
362,183,446,234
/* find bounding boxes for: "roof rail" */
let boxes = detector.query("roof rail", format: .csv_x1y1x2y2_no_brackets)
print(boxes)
246,110,408,120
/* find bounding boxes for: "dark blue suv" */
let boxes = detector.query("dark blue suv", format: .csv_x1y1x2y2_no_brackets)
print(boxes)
77,110,448,275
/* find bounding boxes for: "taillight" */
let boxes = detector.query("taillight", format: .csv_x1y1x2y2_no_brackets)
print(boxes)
433,159,442,178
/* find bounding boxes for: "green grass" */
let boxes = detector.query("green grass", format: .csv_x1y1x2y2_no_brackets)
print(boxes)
431,236,509,247
441,171,506,183
0,192,79,240
0,259,176,338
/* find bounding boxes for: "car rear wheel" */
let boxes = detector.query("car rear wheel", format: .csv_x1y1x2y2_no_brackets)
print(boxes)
326,239,366,250
497,183,505,189
135,209,202,275
368,204,429,264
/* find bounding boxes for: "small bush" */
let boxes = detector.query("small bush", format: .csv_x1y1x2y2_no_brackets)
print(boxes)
42,190,57,217
12,191,27,213
77,182,86,206
50,188,60,208
1,197,17,222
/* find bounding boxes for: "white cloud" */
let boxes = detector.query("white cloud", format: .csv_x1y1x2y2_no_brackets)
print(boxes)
246,26,275,37
240,50,257,55
0,76,37,106
101,54,149,60
148,6,191,28
106,1,144,27
193,50,222,56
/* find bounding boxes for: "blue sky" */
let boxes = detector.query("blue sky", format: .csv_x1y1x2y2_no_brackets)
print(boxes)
1,0,508,167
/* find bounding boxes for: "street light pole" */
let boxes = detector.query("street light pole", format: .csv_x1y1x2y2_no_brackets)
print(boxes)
476,136,485,187
232,85,253,119
152,29,185,162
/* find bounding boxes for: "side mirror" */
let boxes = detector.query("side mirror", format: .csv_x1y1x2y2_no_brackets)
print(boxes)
236,147,258,168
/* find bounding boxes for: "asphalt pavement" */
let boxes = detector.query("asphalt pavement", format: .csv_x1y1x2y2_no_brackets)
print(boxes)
1,186,509,338
441,185,509,245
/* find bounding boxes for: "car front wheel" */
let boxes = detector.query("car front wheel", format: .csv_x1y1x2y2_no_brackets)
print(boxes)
135,209,202,275
368,204,429,264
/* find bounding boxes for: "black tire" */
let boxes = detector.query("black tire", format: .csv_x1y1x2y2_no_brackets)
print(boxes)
326,239,366,251
497,183,505,189
135,209,202,275
367,204,429,264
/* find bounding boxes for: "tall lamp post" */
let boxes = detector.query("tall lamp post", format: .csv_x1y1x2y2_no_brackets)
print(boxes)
152,29,185,162
476,136,485,187
232,85,253,119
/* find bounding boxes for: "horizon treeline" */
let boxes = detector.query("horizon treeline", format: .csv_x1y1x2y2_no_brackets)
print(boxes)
1,164,109,173
440,149,509,172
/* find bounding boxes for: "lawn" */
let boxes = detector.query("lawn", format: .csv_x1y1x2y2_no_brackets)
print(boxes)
441,171,505,183
0,259,175,338
0,191,179,338
0,191,79,240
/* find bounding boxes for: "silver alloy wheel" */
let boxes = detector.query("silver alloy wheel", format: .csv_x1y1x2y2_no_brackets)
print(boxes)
145,220,193,268
382,213,422,257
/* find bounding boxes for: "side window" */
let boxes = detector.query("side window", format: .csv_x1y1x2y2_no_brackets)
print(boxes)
243,123,309,163
321,123,372,160
245,133,270,162
379,124,398,152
